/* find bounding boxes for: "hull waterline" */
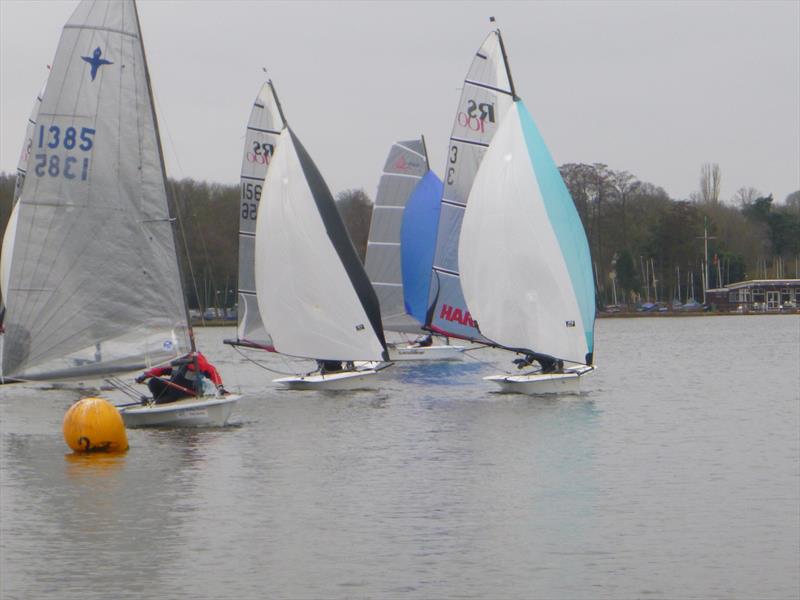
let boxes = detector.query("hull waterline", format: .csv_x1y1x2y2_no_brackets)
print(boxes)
119,394,240,428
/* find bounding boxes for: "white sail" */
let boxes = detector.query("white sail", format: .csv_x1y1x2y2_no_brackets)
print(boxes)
254,128,388,362
1,0,190,380
234,81,285,349
364,139,428,333
426,31,516,340
2,88,44,310
459,100,595,365
14,85,45,202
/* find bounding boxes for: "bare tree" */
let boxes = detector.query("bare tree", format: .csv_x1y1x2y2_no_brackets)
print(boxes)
699,163,721,204
732,186,761,206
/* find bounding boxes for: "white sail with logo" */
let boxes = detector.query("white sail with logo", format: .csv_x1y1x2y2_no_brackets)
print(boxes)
228,81,286,350
425,31,515,340
255,127,388,363
364,139,428,333
1,0,190,381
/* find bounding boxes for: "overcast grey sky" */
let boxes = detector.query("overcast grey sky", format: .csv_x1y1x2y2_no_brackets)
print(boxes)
1,0,798,204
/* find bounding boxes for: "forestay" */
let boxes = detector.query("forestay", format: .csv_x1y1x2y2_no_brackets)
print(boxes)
426,31,515,340
1,0,190,380
234,81,285,349
364,139,428,334
458,101,595,365
254,128,388,362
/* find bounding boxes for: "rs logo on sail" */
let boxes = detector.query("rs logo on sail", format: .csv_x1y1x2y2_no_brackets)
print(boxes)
440,304,476,328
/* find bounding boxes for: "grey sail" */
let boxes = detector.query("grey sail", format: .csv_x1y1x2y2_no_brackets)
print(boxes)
231,81,285,350
364,139,428,334
1,0,191,381
425,31,515,341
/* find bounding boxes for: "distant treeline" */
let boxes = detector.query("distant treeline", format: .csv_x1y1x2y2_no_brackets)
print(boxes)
1,165,798,310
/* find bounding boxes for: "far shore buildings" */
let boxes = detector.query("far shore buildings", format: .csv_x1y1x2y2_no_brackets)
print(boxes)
706,279,800,312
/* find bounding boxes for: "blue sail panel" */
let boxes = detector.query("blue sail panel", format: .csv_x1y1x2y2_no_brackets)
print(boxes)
517,102,596,357
400,170,443,325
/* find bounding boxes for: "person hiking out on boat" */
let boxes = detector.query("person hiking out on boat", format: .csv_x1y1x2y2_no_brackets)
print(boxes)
135,351,226,404
513,352,563,374
413,333,433,347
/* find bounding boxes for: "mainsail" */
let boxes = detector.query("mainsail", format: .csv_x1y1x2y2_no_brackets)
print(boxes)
425,31,516,340
1,0,191,380
231,81,286,349
254,127,388,362
364,139,429,333
457,66,595,366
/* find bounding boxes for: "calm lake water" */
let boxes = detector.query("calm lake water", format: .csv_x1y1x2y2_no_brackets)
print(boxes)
1,315,798,600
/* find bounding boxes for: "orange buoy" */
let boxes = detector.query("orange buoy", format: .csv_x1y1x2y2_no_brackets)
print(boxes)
63,397,128,453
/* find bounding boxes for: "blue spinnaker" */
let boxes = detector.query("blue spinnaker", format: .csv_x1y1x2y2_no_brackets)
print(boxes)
401,170,443,326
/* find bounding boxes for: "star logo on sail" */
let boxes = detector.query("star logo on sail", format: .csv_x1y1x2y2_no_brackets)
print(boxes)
81,47,113,81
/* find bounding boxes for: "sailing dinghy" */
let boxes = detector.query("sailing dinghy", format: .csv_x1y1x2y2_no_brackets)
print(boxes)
253,105,391,390
0,0,239,423
456,28,596,394
364,138,464,361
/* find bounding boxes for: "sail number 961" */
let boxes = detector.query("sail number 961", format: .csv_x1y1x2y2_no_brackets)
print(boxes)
241,182,262,220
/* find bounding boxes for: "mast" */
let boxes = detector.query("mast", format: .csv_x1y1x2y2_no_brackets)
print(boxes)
268,79,288,126
493,21,518,101
133,0,197,355
420,134,430,171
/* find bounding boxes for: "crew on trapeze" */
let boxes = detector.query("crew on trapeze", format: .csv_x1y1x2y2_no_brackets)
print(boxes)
135,351,227,404
316,360,355,374
513,352,564,374
413,333,433,347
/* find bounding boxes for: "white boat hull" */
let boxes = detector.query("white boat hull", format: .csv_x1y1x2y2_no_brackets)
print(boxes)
119,394,240,428
273,363,389,391
485,366,595,395
387,344,465,362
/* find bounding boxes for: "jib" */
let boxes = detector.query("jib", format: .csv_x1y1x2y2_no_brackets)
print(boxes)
440,303,475,328
466,99,495,123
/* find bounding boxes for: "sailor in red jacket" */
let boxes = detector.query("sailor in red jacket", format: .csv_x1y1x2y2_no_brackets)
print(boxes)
135,351,226,404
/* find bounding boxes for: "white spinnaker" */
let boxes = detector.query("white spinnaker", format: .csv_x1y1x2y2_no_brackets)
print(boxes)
2,0,189,379
236,81,284,347
458,102,589,365
426,31,515,339
254,130,386,362
364,139,427,334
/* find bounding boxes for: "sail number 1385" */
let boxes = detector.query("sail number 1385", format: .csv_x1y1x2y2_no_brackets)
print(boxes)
33,124,95,181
